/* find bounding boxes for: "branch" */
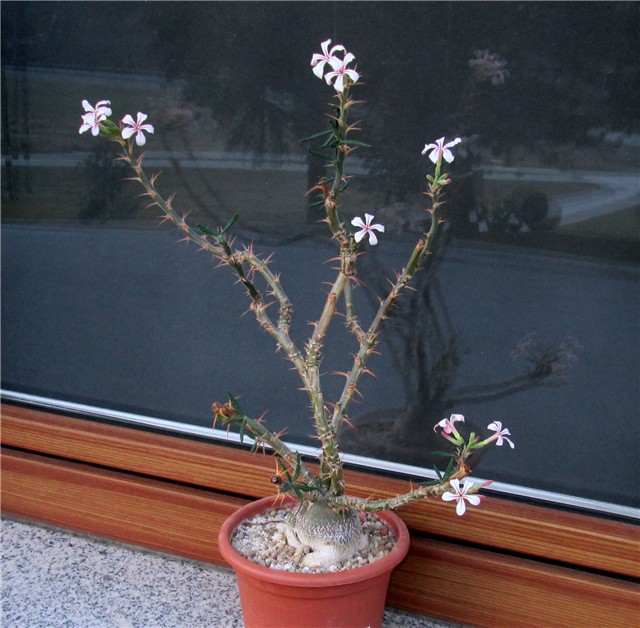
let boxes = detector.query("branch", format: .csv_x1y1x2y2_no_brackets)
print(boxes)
331,194,446,433
329,458,471,512
213,396,319,490
119,141,313,404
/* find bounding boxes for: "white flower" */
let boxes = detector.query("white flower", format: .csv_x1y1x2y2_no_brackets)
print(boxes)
421,137,462,165
311,39,359,93
324,53,360,93
442,479,482,516
311,39,346,79
487,421,515,448
121,112,155,146
351,214,384,245
79,99,112,136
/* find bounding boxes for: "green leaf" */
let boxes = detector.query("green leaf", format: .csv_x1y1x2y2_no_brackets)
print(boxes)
443,456,455,478
418,477,442,487
346,140,372,149
220,213,239,236
299,129,334,144
307,148,334,161
321,135,339,149
227,393,245,420
197,224,216,236
292,485,304,503
432,450,455,458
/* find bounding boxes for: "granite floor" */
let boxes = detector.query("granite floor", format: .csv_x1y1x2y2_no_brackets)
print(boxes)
2,518,464,628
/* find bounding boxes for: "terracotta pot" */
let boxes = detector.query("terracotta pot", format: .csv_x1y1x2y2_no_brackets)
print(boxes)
218,495,410,628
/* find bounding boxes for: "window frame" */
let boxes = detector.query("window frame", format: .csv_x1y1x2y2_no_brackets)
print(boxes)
2,402,638,625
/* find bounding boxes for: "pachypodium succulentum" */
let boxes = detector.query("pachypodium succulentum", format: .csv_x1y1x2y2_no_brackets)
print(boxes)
79,39,514,568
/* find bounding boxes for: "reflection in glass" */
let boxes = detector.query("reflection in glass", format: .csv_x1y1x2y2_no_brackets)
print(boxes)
2,2,638,512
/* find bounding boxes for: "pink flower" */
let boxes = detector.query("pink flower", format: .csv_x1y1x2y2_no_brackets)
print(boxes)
351,214,384,245
311,39,346,79
324,53,360,93
79,99,112,136
434,413,465,434
487,421,515,448
421,137,461,165
121,112,155,146
442,479,482,516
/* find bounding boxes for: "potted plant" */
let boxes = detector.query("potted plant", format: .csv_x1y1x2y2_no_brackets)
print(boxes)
79,39,515,628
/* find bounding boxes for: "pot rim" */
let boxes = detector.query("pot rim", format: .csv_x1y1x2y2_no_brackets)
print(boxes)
218,494,411,587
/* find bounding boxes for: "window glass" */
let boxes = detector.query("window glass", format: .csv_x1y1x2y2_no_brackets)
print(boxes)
2,2,638,514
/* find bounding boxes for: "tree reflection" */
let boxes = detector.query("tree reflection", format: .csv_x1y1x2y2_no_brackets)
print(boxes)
343,221,580,468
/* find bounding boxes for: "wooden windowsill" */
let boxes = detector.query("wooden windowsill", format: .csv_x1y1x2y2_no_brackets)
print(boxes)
2,402,638,625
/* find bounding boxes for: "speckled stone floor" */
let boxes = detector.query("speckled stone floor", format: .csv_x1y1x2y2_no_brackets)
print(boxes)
2,518,464,628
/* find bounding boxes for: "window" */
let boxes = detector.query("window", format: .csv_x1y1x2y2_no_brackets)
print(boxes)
2,1,638,520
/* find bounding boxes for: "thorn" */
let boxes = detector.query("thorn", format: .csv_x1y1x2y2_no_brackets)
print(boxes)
306,183,330,198
273,427,288,440
347,384,364,399
340,416,356,430
263,252,275,265
272,492,288,507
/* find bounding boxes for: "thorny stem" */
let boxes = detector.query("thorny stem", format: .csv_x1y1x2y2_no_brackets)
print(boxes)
330,182,446,434
116,91,458,510
303,86,361,495
329,439,473,513
308,271,349,493
324,90,352,247
214,404,320,491
118,140,316,485
331,464,467,512
118,139,314,414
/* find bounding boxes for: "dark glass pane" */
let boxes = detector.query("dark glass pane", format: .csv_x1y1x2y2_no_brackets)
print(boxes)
2,2,638,511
